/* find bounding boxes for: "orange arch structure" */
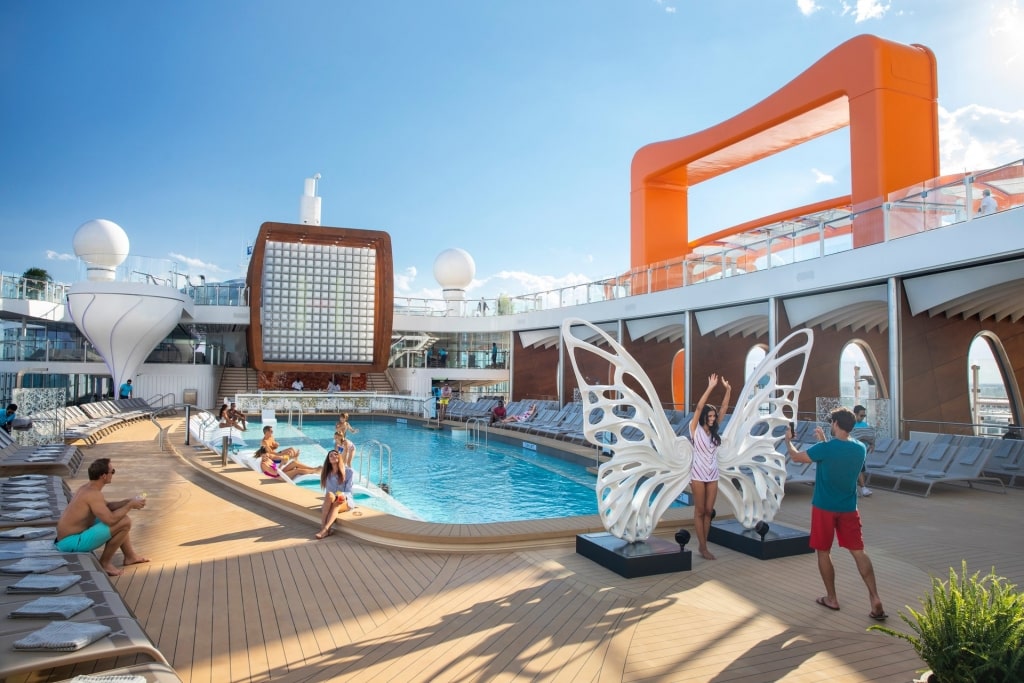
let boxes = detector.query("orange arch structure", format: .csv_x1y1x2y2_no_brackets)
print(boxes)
630,34,939,269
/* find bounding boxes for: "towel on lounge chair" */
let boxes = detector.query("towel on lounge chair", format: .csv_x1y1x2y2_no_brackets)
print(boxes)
0,527,55,540
6,573,82,593
2,500,50,510
1,557,69,574
70,675,147,683
1,509,51,522
9,595,95,619
1,492,49,501
13,620,112,651
8,475,47,481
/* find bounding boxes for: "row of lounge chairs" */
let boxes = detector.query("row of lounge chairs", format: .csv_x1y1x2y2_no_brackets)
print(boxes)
863,434,1018,496
0,424,84,479
0,474,177,681
445,398,704,447
785,431,1020,496
22,399,163,446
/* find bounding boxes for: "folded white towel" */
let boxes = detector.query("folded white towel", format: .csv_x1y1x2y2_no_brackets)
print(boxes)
1,557,69,574
13,620,112,651
70,674,147,683
9,595,95,619
2,500,51,510
0,509,50,521
0,527,56,540
6,573,82,593
0,491,49,499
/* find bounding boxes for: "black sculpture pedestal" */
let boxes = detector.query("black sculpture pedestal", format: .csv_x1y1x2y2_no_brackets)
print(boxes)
707,520,812,560
576,532,691,578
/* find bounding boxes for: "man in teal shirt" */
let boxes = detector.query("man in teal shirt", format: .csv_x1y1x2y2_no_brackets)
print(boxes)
786,407,887,620
118,379,132,400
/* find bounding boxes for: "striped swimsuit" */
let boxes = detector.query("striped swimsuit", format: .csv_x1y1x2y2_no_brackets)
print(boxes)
690,424,720,483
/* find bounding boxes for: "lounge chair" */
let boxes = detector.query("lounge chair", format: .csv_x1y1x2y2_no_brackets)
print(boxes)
865,439,925,486
0,616,168,680
982,438,1024,487
895,445,1006,497
872,442,955,490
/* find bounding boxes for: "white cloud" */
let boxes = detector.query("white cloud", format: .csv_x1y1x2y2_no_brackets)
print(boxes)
811,168,835,184
797,0,821,16
664,6,676,13
168,252,228,275
45,250,76,261
938,103,1024,174
840,0,889,22
394,266,418,294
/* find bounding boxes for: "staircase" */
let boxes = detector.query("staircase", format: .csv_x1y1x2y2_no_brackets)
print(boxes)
217,367,260,407
366,372,396,393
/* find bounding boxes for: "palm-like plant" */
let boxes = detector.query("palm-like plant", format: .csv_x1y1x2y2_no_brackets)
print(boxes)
870,561,1024,682
21,267,52,299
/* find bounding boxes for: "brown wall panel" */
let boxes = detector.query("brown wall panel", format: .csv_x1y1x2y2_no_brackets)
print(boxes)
512,334,559,403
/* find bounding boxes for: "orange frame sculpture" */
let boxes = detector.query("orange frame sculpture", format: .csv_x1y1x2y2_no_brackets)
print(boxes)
630,34,939,269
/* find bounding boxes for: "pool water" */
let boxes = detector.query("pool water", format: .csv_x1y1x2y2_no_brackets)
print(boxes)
280,417,606,524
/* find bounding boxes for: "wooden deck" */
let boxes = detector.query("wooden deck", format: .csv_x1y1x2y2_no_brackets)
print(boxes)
18,417,1024,682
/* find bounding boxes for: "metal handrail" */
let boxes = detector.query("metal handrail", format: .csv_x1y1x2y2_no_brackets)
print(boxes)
466,418,488,449
359,439,393,492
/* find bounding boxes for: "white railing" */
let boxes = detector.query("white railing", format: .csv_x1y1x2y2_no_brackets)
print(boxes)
233,392,430,418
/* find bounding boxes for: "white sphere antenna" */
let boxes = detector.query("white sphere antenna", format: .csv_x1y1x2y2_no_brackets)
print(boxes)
73,219,130,282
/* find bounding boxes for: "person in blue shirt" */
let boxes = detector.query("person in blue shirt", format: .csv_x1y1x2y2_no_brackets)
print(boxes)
0,403,17,434
786,407,887,621
118,379,133,400
851,404,874,497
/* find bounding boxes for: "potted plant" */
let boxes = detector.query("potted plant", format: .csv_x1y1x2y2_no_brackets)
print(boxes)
870,561,1024,682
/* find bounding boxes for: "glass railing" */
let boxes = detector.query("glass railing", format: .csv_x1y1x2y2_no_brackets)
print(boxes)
0,275,71,304
395,158,1023,316
0,338,223,365
3,160,1021,320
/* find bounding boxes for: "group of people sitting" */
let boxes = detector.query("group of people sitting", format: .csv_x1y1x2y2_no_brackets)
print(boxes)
250,413,361,540
218,402,248,430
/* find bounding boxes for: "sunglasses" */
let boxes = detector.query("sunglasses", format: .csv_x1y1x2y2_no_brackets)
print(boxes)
107,469,116,475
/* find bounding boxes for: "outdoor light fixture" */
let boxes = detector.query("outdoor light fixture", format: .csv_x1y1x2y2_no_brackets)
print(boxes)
754,521,770,541
674,529,691,549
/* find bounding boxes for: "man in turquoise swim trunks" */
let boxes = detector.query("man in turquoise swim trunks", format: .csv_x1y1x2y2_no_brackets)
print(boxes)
55,458,149,576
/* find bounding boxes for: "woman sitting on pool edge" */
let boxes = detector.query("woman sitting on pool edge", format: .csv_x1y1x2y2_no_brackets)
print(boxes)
315,449,350,539
258,446,320,479
501,404,537,423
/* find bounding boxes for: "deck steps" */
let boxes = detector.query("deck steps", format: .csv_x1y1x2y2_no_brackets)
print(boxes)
216,367,259,408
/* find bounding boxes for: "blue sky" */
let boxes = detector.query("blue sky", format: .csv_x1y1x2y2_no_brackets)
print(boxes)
1,0,1021,300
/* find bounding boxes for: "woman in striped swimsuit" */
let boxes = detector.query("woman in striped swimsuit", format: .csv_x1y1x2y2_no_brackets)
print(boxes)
689,373,732,560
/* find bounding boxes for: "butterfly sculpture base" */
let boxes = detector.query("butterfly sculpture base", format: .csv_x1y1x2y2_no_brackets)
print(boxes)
576,532,691,578
708,520,814,560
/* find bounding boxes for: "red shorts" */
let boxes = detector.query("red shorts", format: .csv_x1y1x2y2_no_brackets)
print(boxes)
809,506,864,551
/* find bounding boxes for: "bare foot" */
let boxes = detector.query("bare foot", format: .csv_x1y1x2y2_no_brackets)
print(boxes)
699,547,716,560
103,564,124,577
315,531,326,540
123,556,150,567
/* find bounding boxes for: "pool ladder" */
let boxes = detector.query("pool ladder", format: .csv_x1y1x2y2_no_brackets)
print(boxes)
466,418,489,449
359,439,393,493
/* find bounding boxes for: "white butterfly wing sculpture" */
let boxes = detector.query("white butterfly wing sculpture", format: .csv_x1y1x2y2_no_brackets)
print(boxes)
563,319,693,543
717,329,814,528
562,318,814,542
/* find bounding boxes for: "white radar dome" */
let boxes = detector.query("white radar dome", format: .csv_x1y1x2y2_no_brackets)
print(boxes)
73,219,130,282
433,248,475,290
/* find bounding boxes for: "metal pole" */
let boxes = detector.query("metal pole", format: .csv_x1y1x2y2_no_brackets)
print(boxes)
184,405,191,446
221,436,228,467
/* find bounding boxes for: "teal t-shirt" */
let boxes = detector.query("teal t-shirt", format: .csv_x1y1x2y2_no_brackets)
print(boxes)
807,438,866,513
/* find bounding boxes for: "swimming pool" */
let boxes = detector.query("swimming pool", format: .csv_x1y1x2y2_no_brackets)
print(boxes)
277,417,608,524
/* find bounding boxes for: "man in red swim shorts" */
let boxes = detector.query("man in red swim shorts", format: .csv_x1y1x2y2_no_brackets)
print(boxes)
786,408,887,621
